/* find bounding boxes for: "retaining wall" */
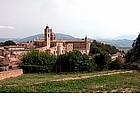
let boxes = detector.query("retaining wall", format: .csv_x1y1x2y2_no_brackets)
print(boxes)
0,69,23,80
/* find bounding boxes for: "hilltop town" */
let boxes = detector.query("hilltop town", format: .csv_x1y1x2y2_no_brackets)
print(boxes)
0,25,124,71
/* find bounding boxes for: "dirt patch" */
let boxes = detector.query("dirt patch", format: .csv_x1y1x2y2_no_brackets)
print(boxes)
112,88,135,93
7,84,18,87
90,85,105,88
51,70,135,82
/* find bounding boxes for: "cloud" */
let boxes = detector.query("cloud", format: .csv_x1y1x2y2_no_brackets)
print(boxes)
0,26,15,29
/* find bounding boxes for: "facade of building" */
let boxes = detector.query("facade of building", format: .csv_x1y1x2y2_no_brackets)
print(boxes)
34,26,92,56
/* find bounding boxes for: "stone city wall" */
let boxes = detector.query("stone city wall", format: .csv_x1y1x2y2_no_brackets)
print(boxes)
0,69,23,80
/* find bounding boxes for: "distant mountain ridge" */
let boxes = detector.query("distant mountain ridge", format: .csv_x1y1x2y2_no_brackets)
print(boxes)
114,34,136,40
104,39,133,49
16,33,80,42
0,33,135,48
18,34,43,42
0,38,20,42
0,33,79,42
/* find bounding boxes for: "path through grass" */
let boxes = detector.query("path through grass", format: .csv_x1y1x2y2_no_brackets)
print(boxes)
0,70,139,93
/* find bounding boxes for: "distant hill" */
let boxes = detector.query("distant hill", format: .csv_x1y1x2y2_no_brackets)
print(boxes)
114,35,136,40
18,34,43,42
104,39,133,49
0,33,134,49
0,33,78,42
55,33,79,40
0,38,20,42
18,33,79,42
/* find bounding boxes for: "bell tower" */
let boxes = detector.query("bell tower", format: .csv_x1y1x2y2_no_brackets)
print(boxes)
44,25,51,48
85,35,90,55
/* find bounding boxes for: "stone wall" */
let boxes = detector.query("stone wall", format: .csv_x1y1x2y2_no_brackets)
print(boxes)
0,69,23,80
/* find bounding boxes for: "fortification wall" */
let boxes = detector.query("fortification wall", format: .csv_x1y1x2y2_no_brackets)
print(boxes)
0,69,23,80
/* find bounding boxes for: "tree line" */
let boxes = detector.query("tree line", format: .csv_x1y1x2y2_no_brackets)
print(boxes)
125,34,140,70
0,40,16,46
1,36,140,73
20,49,125,73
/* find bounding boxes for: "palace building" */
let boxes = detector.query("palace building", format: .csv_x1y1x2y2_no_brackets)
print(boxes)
0,26,92,71
34,26,92,56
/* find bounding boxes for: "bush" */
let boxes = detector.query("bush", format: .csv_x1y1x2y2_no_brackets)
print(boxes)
4,40,16,46
0,58,3,72
0,67,3,72
20,50,57,73
94,52,111,71
108,58,124,70
55,51,96,72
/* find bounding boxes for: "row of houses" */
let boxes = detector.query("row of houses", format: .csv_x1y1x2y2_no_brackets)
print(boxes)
0,44,34,71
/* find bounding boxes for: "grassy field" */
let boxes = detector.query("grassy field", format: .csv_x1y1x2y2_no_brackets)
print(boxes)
0,70,140,93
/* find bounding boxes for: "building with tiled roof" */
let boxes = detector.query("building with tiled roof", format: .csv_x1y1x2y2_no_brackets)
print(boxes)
34,26,92,56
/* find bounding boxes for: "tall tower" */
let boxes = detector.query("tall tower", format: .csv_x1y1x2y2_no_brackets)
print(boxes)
85,36,90,55
44,26,51,48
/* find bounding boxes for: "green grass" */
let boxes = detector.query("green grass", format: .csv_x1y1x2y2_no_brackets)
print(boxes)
0,70,139,93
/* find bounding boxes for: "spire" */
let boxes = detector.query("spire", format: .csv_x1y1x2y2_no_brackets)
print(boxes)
85,35,87,41
46,24,49,29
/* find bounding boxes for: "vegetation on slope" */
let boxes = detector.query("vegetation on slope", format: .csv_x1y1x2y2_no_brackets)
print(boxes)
90,40,119,55
0,70,139,93
126,34,140,64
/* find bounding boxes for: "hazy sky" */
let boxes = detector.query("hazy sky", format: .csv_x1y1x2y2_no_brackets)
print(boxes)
0,0,140,38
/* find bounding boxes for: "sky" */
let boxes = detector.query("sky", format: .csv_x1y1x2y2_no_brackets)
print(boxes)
0,0,140,38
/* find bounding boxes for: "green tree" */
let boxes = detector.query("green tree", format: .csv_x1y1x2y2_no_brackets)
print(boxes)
20,50,57,73
0,42,4,47
94,52,111,70
125,34,140,63
108,58,123,70
56,51,95,72
4,40,16,46
0,58,3,72
90,40,118,55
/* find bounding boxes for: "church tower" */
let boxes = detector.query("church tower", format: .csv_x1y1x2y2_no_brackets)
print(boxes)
85,36,90,55
44,26,51,48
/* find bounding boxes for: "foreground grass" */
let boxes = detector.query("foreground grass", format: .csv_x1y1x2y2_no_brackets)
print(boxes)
0,70,139,93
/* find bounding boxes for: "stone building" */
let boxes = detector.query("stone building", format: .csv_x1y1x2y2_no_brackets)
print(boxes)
0,45,33,71
34,26,92,56
0,25,92,71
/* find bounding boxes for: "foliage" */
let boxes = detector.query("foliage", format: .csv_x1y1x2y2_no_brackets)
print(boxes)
20,50,57,73
56,50,96,72
94,52,111,70
125,34,140,63
3,40,16,46
0,58,3,72
0,42,4,47
90,40,118,55
108,58,124,70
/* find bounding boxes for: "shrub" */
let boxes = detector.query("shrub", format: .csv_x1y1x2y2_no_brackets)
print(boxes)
20,50,57,73
0,58,3,72
55,51,95,72
4,40,16,46
94,52,111,71
109,58,124,70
